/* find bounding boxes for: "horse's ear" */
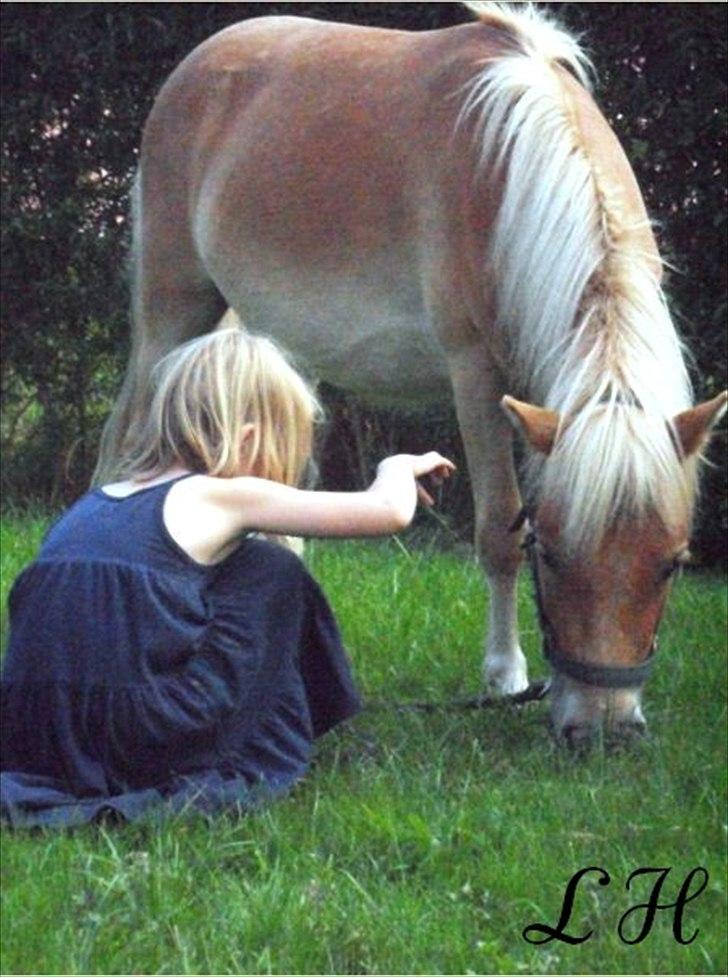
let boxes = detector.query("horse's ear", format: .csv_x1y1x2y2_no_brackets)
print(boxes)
673,391,728,459
501,395,560,455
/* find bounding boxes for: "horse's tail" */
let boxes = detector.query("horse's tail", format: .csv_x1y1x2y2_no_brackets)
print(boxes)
462,1,593,89
91,171,144,485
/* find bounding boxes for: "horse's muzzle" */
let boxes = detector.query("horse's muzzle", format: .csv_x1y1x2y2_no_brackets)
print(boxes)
559,715,648,749
549,679,647,747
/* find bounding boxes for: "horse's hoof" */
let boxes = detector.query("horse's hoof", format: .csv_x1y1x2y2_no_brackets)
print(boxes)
484,664,530,697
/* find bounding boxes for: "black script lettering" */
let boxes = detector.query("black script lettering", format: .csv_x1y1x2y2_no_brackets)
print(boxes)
522,866,611,945
617,866,709,946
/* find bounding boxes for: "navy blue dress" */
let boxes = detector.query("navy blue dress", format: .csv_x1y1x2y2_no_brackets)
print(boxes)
0,477,360,827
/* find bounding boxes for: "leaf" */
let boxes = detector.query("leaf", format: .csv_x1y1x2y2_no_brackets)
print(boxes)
630,138,649,159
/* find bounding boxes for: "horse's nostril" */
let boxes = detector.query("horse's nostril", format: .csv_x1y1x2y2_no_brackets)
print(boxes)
621,717,647,737
559,715,647,749
561,723,593,749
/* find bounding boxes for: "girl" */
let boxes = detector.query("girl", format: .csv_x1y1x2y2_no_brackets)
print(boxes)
1,328,454,827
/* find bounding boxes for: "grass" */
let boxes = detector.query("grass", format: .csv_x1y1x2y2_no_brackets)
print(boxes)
1,514,726,975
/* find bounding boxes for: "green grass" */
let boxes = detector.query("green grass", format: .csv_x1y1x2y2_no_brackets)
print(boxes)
1,515,726,975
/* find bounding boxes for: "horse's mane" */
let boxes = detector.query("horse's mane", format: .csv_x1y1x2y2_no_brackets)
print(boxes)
460,2,696,553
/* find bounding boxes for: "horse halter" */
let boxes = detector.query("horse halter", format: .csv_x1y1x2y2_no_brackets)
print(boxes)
510,507,657,689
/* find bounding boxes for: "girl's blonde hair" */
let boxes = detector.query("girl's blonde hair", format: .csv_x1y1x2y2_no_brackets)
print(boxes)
114,327,322,485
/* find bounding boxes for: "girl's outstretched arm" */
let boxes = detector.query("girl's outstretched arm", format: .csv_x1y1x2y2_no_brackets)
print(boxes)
165,453,455,564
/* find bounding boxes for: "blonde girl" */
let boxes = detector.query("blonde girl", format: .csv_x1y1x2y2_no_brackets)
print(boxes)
1,328,454,827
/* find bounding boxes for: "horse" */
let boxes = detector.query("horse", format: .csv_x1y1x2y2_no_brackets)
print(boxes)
95,2,726,744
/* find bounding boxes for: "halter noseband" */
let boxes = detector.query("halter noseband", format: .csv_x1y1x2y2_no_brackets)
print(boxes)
510,507,657,689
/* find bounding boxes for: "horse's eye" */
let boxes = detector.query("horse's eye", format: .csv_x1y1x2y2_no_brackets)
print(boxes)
539,548,558,571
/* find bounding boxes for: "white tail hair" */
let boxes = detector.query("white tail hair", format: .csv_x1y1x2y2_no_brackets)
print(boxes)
461,2,696,552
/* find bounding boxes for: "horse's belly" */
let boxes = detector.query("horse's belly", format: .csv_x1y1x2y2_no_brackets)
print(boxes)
197,187,455,404
220,271,452,405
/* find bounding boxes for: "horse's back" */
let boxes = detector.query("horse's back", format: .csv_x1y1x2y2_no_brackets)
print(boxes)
139,16,514,398
144,14,507,211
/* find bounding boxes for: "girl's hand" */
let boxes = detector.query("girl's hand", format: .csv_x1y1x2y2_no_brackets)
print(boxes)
377,452,456,507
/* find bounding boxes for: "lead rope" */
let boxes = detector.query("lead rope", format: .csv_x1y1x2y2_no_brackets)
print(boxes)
362,680,550,714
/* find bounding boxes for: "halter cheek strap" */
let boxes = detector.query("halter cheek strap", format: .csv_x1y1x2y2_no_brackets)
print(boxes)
511,507,658,690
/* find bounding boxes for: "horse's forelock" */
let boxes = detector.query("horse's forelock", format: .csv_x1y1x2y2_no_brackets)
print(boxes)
528,403,696,556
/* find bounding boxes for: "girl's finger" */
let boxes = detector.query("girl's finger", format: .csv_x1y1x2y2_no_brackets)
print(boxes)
416,482,434,506
430,464,453,482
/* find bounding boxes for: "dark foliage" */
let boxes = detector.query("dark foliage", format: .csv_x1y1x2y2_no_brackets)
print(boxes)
1,3,725,561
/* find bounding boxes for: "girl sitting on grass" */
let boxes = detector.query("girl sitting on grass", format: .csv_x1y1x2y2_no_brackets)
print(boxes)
0,327,454,828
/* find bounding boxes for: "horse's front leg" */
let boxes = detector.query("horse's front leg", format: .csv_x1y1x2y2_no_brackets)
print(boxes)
448,346,528,694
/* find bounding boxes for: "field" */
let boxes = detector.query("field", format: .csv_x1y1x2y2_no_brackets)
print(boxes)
1,514,726,975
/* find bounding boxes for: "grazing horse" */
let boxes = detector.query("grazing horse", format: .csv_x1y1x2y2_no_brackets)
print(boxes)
96,2,726,743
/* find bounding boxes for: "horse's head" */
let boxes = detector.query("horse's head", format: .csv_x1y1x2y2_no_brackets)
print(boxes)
503,391,727,746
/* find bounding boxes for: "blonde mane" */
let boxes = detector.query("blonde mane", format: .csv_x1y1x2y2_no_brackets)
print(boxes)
461,2,696,553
